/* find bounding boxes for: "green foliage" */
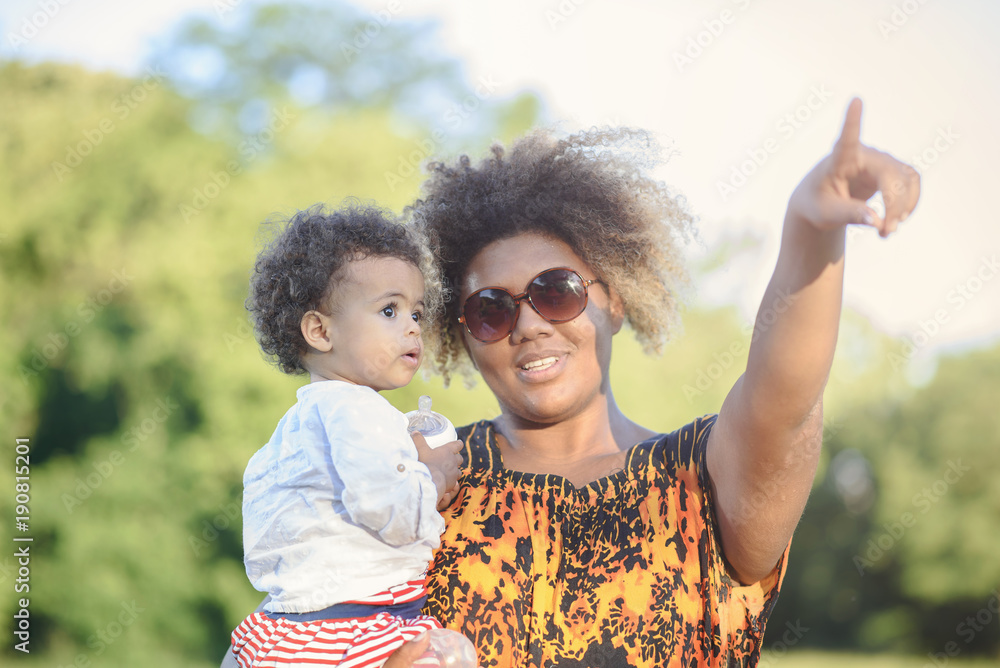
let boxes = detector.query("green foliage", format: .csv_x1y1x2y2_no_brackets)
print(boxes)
767,339,1000,656
158,1,463,107
759,651,998,667
0,2,540,661
151,0,517,149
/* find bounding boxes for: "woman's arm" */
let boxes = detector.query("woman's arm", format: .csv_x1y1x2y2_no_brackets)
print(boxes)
221,646,239,668
706,99,920,584
220,596,271,667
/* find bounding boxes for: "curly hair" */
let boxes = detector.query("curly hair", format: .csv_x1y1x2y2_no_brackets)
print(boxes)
247,203,442,375
408,127,696,385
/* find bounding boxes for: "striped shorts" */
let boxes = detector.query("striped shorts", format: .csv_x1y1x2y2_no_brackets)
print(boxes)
231,580,442,668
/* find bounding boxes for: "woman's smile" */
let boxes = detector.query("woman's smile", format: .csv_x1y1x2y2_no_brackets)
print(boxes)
514,351,566,380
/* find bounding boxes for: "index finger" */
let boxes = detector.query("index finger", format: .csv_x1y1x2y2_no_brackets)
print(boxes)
832,97,863,164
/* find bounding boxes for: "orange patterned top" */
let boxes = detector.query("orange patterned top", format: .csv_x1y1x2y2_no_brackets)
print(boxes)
423,416,788,668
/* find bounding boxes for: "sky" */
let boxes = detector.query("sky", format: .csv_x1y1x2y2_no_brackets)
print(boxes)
3,0,999,364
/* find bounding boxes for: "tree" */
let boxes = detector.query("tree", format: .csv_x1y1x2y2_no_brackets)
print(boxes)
149,0,537,148
766,338,1000,656
0,3,539,661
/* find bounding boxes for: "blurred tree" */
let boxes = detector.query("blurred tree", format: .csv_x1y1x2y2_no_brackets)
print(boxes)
0,1,540,662
767,339,1000,657
149,0,539,148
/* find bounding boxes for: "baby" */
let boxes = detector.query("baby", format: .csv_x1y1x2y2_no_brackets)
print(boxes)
230,204,464,668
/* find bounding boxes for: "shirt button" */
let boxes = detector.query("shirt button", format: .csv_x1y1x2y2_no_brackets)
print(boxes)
397,464,406,472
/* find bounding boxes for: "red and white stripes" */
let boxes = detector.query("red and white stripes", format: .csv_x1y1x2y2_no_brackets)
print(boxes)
231,581,442,668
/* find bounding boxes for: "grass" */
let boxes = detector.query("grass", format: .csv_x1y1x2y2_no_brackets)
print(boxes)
761,650,998,667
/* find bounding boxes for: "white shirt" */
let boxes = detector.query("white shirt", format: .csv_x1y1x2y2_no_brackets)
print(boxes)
242,381,444,613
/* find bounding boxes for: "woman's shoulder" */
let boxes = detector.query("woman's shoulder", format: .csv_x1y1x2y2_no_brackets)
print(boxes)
627,413,718,479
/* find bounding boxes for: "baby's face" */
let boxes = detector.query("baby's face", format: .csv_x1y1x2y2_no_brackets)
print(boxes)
322,256,425,391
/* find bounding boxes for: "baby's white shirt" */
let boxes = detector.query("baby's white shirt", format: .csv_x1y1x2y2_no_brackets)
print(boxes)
242,380,444,613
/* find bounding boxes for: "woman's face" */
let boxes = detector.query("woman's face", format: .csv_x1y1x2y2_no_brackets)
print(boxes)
459,232,624,426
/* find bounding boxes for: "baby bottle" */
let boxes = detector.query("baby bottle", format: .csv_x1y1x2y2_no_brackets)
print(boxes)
405,396,457,448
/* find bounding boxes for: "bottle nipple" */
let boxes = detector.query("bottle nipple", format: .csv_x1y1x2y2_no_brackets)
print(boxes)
406,396,457,448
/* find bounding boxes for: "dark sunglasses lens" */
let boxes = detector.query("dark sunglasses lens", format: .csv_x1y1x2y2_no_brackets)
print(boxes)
464,289,516,341
529,270,587,322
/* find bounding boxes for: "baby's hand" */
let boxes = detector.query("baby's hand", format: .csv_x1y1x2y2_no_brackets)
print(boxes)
412,432,463,510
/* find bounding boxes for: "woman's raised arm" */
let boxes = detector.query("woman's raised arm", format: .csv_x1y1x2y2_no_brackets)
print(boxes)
706,98,920,584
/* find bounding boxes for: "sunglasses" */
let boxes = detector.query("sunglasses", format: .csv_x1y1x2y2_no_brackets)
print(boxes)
458,267,601,343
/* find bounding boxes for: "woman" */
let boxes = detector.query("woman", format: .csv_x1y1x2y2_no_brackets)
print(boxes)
224,100,918,667
384,99,918,667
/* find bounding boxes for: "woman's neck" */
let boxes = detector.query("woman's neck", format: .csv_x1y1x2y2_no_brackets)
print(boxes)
492,391,656,485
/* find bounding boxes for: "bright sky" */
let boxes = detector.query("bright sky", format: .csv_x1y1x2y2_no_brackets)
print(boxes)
4,0,999,360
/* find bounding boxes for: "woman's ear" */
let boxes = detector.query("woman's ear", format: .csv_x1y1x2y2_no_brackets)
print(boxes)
459,329,479,371
606,285,626,335
301,310,335,353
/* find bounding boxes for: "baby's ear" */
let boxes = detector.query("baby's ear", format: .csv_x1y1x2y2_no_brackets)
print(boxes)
300,310,334,352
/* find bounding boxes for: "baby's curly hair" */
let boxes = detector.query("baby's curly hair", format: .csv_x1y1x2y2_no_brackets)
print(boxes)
248,203,442,375
408,127,696,385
